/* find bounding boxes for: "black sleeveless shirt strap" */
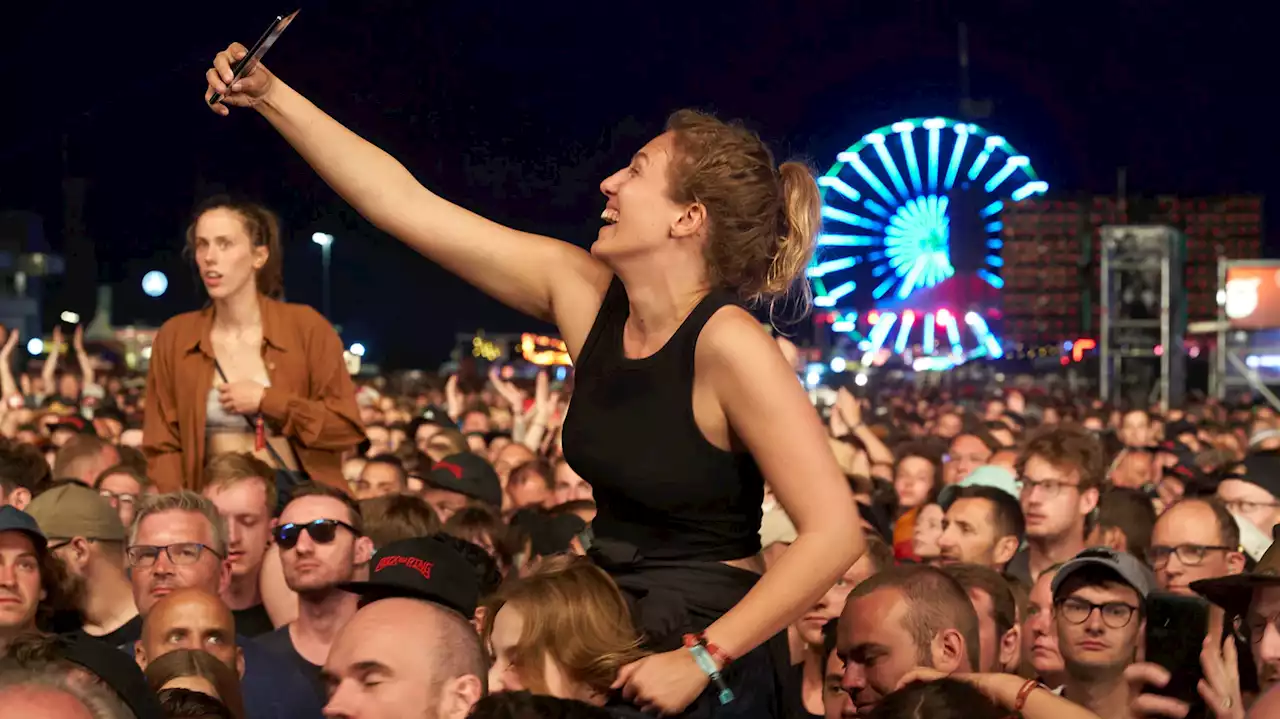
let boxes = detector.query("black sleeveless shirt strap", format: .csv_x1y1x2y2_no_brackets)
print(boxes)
573,274,626,369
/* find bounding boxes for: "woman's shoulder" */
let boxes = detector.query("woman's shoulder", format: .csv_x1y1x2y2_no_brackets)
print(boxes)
263,298,342,347
154,308,211,348
267,297,330,326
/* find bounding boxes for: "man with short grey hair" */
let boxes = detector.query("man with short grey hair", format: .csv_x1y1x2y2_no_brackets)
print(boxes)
127,491,230,618
127,492,322,718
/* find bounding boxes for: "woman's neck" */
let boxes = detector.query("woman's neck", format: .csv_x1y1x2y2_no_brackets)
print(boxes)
213,288,262,332
800,641,827,715
615,259,708,352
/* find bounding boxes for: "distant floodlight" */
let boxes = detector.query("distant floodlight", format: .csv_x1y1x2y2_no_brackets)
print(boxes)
349,342,366,358
60,311,80,324
27,338,43,355
829,356,847,373
142,271,168,298
854,373,869,387
312,232,334,247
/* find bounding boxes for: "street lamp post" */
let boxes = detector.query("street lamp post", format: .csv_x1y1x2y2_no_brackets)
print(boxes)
311,232,334,318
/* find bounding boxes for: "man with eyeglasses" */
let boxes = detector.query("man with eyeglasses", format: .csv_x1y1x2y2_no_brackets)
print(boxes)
1007,426,1104,587
128,490,323,719
1052,547,1150,719
1194,525,1280,696
94,464,151,528
1149,497,1245,597
255,483,374,699
1216,454,1280,538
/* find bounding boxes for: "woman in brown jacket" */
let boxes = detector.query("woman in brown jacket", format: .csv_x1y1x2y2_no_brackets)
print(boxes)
142,197,364,495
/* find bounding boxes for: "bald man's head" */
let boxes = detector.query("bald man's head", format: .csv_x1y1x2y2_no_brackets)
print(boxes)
323,598,484,719
135,588,242,676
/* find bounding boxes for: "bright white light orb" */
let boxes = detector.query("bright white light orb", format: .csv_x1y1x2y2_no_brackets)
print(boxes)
142,271,168,298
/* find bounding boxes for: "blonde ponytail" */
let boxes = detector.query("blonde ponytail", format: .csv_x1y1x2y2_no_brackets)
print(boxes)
762,161,821,313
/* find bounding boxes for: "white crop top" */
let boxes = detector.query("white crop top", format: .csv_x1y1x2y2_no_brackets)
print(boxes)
205,381,272,436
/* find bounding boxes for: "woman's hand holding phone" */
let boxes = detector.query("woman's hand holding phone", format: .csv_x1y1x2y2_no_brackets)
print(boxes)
204,43,277,115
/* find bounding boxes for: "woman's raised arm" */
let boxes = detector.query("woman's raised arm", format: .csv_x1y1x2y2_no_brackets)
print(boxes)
204,43,612,357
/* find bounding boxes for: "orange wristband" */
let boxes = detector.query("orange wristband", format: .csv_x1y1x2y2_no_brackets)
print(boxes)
1013,678,1041,712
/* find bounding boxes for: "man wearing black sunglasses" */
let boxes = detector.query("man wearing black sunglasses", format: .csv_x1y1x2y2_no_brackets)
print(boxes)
255,484,373,699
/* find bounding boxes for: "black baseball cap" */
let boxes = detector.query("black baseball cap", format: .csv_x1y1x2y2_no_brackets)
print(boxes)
1232,453,1280,499
425,452,502,507
338,536,480,618
0,505,47,551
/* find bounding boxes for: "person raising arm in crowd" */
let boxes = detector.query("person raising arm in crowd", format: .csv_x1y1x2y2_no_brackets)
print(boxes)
203,40,864,717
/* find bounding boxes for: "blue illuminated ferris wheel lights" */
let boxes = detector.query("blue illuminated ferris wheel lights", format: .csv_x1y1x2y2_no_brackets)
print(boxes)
811,117,1046,334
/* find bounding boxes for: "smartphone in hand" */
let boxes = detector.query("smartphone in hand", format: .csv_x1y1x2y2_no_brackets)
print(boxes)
1144,592,1209,716
209,9,300,105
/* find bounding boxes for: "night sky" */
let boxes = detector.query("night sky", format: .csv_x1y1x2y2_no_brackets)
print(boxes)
0,1,1272,368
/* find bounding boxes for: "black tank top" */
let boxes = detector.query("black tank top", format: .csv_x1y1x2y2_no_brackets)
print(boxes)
562,277,765,562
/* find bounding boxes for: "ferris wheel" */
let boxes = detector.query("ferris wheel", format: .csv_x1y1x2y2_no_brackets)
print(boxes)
810,117,1047,369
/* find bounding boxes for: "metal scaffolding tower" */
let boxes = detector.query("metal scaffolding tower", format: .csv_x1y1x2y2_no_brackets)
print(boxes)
1099,226,1187,410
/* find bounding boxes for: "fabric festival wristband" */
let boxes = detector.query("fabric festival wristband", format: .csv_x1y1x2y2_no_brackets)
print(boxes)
686,644,735,705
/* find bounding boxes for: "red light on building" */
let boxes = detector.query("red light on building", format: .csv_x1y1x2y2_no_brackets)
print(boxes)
1072,338,1097,362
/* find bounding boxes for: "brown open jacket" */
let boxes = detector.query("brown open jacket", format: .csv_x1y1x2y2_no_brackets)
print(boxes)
142,295,365,493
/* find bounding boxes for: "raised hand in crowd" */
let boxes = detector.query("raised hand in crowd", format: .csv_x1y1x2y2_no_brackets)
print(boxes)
72,323,96,389
1125,632,1244,718
488,365,526,411
0,325,20,404
1007,389,1027,415
42,324,62,390
204,42,278,113
445,373,464,422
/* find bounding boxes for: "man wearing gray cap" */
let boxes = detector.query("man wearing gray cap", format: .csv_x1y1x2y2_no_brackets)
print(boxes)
1052,547,1151,719
26,482,140,645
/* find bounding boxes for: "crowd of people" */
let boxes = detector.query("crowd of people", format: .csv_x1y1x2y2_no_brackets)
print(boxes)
2,30,1278,719
6,327,1280,719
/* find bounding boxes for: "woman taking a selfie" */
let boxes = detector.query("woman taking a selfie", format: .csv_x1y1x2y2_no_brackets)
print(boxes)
203,38,862,717
142,196,364,495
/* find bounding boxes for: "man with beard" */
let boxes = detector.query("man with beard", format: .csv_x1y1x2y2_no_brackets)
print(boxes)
836,564,978,715
1052,548,1150,719
202,453,278,636
255,484,373,697
26,482,140,645
1194,524,1280,696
